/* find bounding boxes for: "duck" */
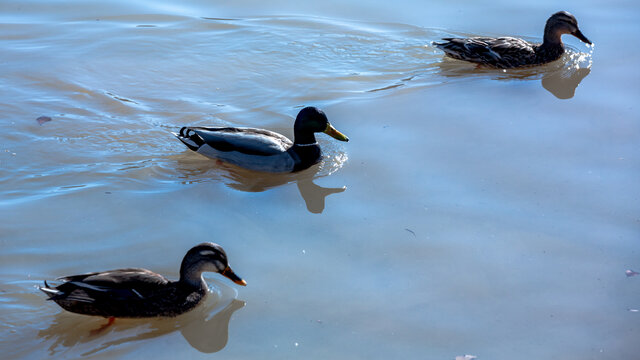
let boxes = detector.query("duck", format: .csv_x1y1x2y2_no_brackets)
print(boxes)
434,11,591,68
174,106,349,173
39,242,246,318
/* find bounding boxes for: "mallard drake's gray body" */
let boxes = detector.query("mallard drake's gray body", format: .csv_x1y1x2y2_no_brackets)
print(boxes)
39,243,246,318
434,11,591,68
174,106,349,173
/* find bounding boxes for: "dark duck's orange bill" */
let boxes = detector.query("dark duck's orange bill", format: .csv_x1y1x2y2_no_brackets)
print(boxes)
221,266,247,286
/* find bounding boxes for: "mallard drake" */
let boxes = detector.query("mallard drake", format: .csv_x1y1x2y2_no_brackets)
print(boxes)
39,243,246,318
434,11,591,68
174,106,349,173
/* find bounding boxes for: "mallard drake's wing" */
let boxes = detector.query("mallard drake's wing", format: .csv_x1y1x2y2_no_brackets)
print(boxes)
175,126,298,172
176,127,292,156
435,37,537,68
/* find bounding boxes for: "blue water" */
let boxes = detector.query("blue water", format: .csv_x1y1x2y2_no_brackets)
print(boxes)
1,0,639,359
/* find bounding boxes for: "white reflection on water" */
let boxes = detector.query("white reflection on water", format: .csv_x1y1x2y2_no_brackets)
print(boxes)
0,15,593,210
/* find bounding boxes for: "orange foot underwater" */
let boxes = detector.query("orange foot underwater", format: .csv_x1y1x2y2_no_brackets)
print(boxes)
90,317,115,336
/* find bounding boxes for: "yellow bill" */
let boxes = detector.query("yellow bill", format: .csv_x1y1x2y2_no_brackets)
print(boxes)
324,123,349,142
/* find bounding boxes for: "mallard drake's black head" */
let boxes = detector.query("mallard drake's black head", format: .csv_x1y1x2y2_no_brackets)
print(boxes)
544,11,591,45
180,242,246,287
294,106,349,145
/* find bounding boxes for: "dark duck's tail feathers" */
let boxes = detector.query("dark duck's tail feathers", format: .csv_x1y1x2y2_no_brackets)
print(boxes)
39,280,60,300
174,127,204,151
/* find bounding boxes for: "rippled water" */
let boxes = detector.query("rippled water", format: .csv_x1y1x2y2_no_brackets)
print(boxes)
1,0,639,359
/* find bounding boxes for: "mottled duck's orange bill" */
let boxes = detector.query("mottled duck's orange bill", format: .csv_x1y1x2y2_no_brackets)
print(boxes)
221,266,247,286
324,123,349,142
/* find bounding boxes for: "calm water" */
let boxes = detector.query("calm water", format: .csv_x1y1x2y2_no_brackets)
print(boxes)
1,0,639,359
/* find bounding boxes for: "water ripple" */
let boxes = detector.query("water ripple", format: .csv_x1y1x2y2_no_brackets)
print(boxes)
1,14,593,204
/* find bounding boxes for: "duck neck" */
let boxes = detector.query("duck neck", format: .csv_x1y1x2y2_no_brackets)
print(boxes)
541,23,564,49
179,265,208,291
293,131,317,146
537,25,565,63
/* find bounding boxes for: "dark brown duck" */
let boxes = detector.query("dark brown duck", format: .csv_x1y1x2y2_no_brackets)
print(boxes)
39,243,246,318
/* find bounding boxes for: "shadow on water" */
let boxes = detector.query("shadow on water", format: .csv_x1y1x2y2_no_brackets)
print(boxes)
37,295,245,356
168,150,348,214
433,48,592,99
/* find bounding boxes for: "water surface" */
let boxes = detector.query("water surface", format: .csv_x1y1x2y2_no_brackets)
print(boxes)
1,0,639,359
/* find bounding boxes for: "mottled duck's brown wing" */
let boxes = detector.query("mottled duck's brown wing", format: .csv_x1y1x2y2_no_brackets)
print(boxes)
485,37,537,67
435,37,536,68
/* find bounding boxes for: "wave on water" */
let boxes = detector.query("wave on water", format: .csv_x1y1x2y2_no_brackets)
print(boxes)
1,14,593,201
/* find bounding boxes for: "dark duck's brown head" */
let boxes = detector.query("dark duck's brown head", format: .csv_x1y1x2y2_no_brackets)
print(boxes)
180,242,246,290
543,11,591,47
293,106,349,146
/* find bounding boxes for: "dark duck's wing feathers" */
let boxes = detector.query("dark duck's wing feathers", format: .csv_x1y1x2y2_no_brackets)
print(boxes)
45,268,170,300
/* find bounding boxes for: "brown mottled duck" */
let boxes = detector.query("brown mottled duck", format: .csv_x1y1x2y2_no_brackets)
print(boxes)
434,11,591,68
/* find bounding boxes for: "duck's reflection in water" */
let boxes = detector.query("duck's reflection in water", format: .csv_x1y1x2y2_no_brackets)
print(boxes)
38,289,245,356
296,178,345,213
540,66,590,99
171,152,347,214
435,50,592,99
